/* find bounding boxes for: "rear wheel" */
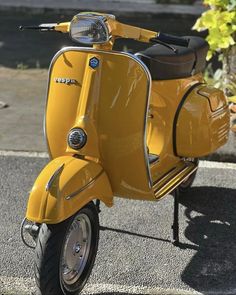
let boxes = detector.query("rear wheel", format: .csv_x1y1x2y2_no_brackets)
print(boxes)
34,202,99,295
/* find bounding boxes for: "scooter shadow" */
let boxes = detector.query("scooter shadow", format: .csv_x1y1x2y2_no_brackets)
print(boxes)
99,294,152,295
180,186,236,294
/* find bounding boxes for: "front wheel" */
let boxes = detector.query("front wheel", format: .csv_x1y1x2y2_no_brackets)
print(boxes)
34,202,99,295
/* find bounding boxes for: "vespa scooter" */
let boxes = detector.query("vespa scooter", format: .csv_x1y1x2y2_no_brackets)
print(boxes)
20,12,230,295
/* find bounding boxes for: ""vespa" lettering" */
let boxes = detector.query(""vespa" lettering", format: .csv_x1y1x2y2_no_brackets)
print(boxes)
54,78,77,85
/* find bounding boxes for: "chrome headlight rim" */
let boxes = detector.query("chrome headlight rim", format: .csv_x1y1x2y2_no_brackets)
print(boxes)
69,13,110,45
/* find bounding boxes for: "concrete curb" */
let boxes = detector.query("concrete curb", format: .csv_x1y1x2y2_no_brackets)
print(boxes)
0,1,206,16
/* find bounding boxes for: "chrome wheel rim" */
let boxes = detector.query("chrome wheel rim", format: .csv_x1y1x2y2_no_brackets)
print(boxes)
61,213,92,286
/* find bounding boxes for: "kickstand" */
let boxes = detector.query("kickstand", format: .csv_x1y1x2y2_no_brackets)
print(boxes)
95,199,101,213
172,189,180,246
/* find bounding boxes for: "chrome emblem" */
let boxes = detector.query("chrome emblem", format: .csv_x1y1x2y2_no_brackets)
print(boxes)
54,78,77,85
89,57,99,69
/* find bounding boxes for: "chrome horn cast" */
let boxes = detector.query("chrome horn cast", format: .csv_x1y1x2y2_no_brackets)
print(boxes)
20,218,39,249
60,213,92,287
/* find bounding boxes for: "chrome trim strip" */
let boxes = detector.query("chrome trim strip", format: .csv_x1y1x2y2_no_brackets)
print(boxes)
45,164,64,191
65,169,104,200
149,158,160,166
127,52,153,188
152,167,176,187
210,105,229,118
45,46,152,188
154,164,198,197
181,164,199,182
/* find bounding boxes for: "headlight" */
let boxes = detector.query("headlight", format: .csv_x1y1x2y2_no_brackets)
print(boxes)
67,128,87,150
70,13,110,44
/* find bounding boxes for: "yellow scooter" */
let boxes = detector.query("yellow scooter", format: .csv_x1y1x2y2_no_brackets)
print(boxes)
20,12,230,295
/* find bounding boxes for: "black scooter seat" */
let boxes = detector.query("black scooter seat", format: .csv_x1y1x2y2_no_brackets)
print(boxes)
136,36,209,80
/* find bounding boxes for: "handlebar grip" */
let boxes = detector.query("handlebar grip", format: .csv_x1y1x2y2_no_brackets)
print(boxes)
157,32,189,47
19,23,57,31
19,26,41,31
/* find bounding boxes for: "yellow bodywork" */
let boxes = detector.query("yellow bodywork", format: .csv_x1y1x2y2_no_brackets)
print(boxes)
26,47,229,223
45,49,152,199
27,48,154,223
147,76,203,182
26,13,230,224
26,156,113,224
176,85,230,157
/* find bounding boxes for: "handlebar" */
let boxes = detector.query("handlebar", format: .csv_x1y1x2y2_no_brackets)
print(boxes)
155,32,189,47
19,22,70,33
19,24,57,32
19,15,189,49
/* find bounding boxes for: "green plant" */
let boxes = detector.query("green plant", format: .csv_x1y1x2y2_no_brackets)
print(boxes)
193,0,236,101
193,0,236,60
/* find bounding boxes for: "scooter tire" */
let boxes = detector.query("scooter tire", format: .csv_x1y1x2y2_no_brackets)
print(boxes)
34,202,99,295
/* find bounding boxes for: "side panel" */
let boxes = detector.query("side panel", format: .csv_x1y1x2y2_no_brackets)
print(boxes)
147,75,204,183
45,48,153,200
176,85,230,157
26,156,113,224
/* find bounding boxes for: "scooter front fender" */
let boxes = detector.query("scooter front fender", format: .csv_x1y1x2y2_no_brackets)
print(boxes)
26,156,113,224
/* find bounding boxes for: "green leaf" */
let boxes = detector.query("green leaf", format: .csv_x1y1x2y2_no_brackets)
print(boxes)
201,10,219,28
207,51,213,60
214,81,222,88
228,95,236,103
204,0,229,9
219,24,232,35
219,11,235,23
229,35,235,45
228,0,236,11
214,68,223,80
193,1,236,62
192,18,205,31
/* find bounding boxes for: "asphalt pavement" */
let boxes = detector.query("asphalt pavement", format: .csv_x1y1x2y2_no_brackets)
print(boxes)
0,153,236,295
